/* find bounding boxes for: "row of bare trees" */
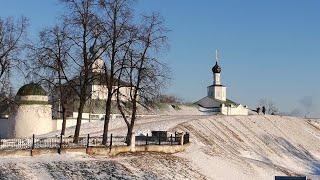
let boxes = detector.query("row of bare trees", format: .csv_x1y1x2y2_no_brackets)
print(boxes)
25,0,169,145
0,17,27,104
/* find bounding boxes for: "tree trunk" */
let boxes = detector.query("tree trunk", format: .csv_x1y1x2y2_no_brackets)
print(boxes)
102,91,112,145
125,124,133,146
73,100,85,143
126,100,137,146
61,105,67,135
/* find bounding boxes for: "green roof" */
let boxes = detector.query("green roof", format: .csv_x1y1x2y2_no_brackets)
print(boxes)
215,98,239,106
71,99,115,114
17,83,46,96
226,99,238,106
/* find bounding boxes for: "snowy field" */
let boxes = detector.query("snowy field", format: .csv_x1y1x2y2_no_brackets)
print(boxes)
1,106,320,180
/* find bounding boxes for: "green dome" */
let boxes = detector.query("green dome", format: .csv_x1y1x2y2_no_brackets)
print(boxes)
17,83,47,96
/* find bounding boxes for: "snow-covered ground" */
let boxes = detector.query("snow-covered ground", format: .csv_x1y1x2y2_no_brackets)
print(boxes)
0,153,205,180
174,115,320,180
44,105,203,137
1,105,320,179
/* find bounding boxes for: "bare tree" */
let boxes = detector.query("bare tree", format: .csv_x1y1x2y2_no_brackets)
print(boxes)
116,14,169,145
258,98,279,115
98,0,134,145
60,0,105,143
0,16,27,99
28,25,71,135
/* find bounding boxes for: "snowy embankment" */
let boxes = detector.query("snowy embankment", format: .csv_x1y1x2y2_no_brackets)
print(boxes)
44,105,202,137
1,106,320,179
174,115,320,179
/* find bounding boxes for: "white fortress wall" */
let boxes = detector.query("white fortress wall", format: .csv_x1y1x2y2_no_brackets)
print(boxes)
52,118,92,131
13,104,53,138
91,85,135,101
221,104,249,116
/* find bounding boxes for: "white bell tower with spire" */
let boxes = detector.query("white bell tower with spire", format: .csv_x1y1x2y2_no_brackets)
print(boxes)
207,49,227,101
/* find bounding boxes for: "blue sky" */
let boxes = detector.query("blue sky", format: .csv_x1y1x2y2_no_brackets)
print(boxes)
1,0,319,116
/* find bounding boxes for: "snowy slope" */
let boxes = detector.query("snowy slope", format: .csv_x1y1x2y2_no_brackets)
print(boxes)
1,106,320,179
174,115,320,179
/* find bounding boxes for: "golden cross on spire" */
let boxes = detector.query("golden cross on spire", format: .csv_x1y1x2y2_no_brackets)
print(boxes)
215,49,219,64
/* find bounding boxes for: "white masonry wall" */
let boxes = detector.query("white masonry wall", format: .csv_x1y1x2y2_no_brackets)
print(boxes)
221,104,249,116
11,104,53,138
52,118,91,132
214,73,221,85
207,86,227,101
91,85,135,101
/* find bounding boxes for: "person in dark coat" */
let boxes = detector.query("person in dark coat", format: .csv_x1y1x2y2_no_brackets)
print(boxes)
262,106,266,115
256,107,261,114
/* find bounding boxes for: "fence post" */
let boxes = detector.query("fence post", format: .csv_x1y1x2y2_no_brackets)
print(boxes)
184,132,187,144
32,134,35,150
170,134,173,145
86,134,90,148
186,132,189,144
174,132,177,142
146,133,148,145
180,133,184,145
130,132,135,150
109,134,113,150
158,133,161,145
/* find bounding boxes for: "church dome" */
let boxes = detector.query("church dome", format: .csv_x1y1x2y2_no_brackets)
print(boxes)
212,62,221,73
17,83,46,96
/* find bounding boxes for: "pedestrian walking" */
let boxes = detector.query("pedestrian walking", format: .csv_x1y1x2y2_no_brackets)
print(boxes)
256,107,261,114
262,106,266,115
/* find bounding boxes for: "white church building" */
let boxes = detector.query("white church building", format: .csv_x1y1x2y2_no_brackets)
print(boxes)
196,51,249,115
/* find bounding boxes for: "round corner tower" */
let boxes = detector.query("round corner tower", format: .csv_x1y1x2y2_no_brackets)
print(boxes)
9,83,52,138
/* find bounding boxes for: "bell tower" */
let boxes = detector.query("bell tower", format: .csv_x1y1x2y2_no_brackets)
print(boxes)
207,49,227,101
